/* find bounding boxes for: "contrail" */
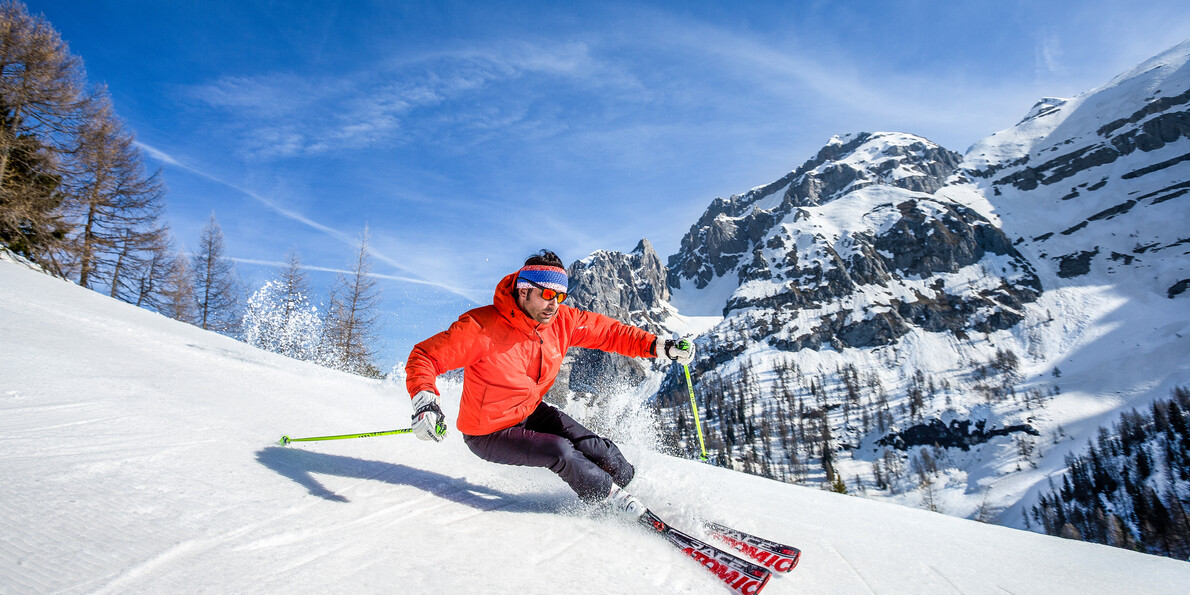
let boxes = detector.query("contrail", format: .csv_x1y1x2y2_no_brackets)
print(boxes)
139,142,481,302
228,257,478,298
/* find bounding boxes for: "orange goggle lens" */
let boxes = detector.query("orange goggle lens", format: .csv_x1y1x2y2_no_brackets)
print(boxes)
520,278,568,303
541,288,568,303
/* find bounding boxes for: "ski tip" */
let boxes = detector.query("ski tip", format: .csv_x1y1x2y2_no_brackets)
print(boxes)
279,435,290,446
786,549,802,572
755,569,773,594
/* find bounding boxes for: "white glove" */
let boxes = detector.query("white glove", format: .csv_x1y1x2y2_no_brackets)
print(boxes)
655,337,696,366
411,390,448,442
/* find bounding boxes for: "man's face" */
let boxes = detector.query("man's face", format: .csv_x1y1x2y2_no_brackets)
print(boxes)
517,287,560,326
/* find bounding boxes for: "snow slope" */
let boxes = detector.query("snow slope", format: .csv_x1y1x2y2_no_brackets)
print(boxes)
2,256,1188,594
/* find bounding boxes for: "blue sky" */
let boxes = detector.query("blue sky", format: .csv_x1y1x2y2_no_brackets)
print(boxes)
28,0,1190,368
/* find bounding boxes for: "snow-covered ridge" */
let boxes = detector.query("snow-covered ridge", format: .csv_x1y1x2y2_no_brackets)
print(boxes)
960,39,1190,302
964,39,1190,176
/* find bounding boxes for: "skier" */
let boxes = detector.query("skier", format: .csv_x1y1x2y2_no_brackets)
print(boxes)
404,250,694,518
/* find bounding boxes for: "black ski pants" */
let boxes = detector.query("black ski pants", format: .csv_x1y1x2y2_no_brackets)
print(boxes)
462,401,634,503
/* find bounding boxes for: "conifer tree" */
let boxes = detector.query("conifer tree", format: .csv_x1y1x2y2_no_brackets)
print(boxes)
1032,386,1190,559
277,248,310,318
323,227,383,377
192,213,239,334
67,93,168,299
160,248,197,324
274,248,317,358
130,231,177,311
0,1,87,264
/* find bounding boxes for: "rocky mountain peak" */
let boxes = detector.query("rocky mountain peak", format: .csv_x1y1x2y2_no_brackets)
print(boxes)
552,238,671,399
795,132,964,205
1016,97,1069,126
568,238,670,329
668,132,963,291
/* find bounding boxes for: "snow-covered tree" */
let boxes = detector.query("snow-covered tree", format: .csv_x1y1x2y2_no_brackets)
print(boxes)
242,279,322,362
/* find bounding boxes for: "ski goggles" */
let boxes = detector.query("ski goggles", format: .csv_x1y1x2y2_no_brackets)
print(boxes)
518,277,569,303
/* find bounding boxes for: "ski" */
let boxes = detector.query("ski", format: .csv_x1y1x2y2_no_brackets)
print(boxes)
639,509,771,594
700,519,801,574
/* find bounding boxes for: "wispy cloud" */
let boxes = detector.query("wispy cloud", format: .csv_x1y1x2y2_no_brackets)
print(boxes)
139,146,482,301
1035,32,1065,79
184,40,622,159
623,14,1032,147
187,72,404,158
142,146,356,245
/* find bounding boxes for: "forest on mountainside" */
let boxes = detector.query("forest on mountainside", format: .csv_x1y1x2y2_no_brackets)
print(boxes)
1031,387,1190,560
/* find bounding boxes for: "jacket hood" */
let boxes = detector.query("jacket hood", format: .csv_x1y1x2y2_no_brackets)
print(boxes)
494,272,547,336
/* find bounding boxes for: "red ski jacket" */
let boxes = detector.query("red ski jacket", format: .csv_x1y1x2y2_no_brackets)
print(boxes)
406,272,657,435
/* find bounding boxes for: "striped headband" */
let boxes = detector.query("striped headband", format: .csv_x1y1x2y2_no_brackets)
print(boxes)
516,265,568,294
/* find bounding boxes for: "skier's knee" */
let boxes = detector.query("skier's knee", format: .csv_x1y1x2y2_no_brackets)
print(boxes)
609,461,635,488
536,434,574,462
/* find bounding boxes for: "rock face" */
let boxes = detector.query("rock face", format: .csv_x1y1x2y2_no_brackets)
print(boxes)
727,194,1041,353
554,239,670,397
568,239,670,330
668,132,964,290
663,132,1041,366
877,418,1040,451
978,90,1190,192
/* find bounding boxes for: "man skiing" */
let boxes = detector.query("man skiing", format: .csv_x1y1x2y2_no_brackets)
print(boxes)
404,250,694,518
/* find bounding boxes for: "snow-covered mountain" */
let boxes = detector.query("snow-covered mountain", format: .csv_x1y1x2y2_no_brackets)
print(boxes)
666,131,966,295
4,252,1190,593
668,131,1041,349
564,40,1190,539
959,41,1190,297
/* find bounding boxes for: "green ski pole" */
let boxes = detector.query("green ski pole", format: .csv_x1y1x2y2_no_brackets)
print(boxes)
279,422,445,446
678,339,710,462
